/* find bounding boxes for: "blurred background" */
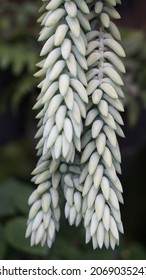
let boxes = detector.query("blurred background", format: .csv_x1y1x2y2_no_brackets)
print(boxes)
0,0,146,260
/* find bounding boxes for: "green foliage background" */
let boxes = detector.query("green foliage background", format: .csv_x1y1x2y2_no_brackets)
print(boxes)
1,0,146,260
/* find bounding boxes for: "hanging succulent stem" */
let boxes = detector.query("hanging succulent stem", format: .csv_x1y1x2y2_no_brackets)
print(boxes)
26,0,126,250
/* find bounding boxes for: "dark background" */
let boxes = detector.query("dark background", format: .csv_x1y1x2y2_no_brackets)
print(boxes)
0,0,146,259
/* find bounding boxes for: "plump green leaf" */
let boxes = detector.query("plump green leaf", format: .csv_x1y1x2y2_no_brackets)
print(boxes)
4,217,48,256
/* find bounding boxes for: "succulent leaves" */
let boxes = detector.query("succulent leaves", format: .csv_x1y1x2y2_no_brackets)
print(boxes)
26,0,125,250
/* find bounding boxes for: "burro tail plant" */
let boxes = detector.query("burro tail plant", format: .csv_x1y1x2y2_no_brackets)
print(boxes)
26,0,126,250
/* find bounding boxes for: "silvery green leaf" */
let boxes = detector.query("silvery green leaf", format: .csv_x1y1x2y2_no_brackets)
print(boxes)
86,40,99,55
104,51,125,73
104,231,110,249
37,181,51,195
98,100,109,117
74,0,89,14
59,74,70,96
29,200,41,220
50,188,59,208
47,94,63,117
40,34,55,56
64,87,74,110
64,118,73,143
109,188,119,210
93,164,104,189
71,101,81,124
103,204,110,231
76,62,87,87
91,120,103,138
104,94,124,112
87,51,100,67
87,185,97,208
110,233,117,250
87,79,100,96
45,9,66,27
46,0,64,11
84,207,94,227
97,221,104,248
28,190,39,206
38,26,55,41
108,106,124,125
48,218,55,240
32,161,48,176
105,0,116,6
100,13,110,28
64,174,73,187
109,22,121,41
77,10,91,31
104,6,120,19
41,232,47,247
101,176,110,200
47,125,59,149
104,38,126,57
88,152,100,175
61,38,71,60
30,231,36,247
92,89,103,104
43,48,61,68
82,129,92,149
35,171,51,185
94,1,103,14
54,135,62,159
34,126,44,139
85,226,92,244
69,31,86,56
55,105,67,131
52,172,61,189
66,53,77,77
69,206,76,225
92,235,98,250
54,24,68,46
72,45,88,70
75,212,82,227
118,221,124,234
103,67,124,86
25,221,33,238
81,141,96,163
42,193,51,213
65,1,77,17
42,81,59,104
90,212,98,236
82,196,87,215
103,125,117,147
101,112,116,130
53,207,61,222
65,202,70,219
96,132,106,155
74,92,86,118
74,192,82,212
85,108,98,126
115,123,125,138
95,194,105,220
103,147,112,168
100,82,118,99
49,60,65,81
68,112,81,138
66,16,80,37
62,133,70,158
83,174,92,196
32,210,43,231
71,78,88,103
